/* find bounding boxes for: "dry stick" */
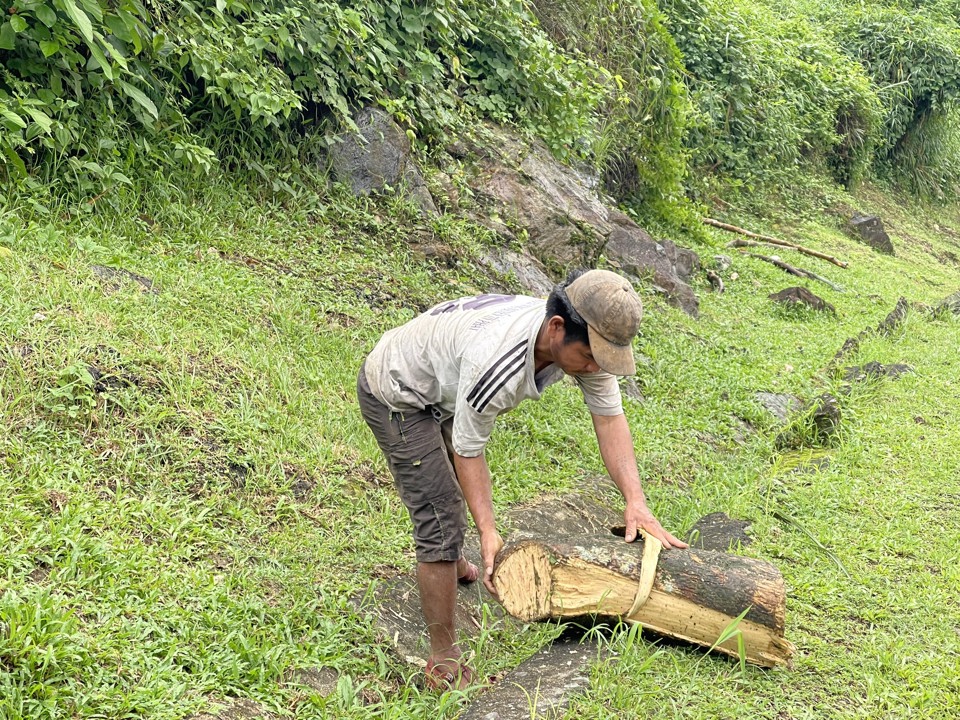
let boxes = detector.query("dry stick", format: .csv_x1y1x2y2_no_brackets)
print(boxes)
703,217,849,269
740,252,845,293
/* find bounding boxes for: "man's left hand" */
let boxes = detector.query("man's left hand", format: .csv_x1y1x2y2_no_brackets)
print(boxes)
623,503,688,549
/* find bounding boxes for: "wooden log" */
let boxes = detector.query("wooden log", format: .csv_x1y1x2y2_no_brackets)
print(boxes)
493,531,794,668
704,217,849,268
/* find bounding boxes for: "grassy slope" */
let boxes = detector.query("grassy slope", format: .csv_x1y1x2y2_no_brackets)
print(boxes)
0,177,958,719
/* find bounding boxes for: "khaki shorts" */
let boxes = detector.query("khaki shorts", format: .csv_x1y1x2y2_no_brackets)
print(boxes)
357,362,467,563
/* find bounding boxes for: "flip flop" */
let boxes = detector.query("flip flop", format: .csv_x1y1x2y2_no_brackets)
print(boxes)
424,657,477,691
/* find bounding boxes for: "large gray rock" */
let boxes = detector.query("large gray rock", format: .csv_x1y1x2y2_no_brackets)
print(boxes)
848,214,894,255
466,131,700,316
479,247,555,296
329,107,437,216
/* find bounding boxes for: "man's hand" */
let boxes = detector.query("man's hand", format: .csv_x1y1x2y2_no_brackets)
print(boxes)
480,529,505,597
623,502,688,549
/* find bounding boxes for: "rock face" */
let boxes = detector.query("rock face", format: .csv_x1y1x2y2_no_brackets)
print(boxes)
328,107,437,216
329,108,702,313
467,131,700,315
768,286,836,313
848,214,895,255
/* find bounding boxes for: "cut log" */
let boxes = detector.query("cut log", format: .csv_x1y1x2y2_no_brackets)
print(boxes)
493,531,794,668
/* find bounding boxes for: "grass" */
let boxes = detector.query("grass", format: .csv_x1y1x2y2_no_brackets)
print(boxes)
0,171,958,719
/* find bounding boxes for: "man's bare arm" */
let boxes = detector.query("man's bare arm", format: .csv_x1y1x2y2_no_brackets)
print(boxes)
591,412,688,549
452,452,504,595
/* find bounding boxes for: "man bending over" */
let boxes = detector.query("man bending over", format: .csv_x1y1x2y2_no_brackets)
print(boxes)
357,269,687,690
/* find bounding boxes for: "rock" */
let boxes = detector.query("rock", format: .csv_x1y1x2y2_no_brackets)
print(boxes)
810,393,842,442
843,361,913,383
91,264,157,294
466,130,700,316
685,512,752,552
768,286,836,313
620,377,644,403
714,254,733,271
755,392,802,424
460,638,597,720
848,214,894,255
329,107,437,216
935,290,960,316
285,667,340,697
478,248,555,296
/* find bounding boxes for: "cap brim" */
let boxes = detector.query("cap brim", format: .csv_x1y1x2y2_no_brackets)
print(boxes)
588,324,636,376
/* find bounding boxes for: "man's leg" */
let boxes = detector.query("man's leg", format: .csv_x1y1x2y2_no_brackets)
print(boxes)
418,560,460,663
357,366,474,688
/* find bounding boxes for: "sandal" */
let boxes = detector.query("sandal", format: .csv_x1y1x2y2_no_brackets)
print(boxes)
457,557,479,585
424,657,477,691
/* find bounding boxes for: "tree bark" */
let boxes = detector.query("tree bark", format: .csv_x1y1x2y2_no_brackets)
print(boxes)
494,532,794,668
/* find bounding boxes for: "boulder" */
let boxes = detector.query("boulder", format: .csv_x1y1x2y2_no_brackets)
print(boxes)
768,286,836,313
465,130,700,316
848,214,894,255
328,107,437,216
755,392,802,424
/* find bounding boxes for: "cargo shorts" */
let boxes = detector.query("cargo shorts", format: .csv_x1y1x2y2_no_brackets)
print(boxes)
357,361,468,563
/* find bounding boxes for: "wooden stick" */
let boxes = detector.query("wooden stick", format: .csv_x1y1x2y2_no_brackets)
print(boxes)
704,217,849,269
740,252,845,292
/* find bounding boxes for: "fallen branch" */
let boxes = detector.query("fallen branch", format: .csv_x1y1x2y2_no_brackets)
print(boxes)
740,252,845,292
704,218,849,269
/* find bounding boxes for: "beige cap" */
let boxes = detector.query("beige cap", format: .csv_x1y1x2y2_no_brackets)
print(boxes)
565,269,642,376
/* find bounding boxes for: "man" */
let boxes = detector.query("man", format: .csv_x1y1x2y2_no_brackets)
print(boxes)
357,269,687,690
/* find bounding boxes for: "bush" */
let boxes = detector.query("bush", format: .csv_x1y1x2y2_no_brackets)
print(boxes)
530,0,691,213
660,0,881,189
0,1,607,194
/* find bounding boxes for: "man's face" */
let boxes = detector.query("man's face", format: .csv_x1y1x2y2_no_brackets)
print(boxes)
553,338,600,375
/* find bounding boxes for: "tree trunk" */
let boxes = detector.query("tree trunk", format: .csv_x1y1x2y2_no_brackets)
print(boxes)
493,532,794,668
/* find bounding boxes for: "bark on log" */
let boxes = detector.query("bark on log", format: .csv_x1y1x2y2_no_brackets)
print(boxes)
493,532,794,668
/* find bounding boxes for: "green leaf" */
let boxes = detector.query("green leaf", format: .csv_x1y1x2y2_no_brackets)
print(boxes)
1,144,27,177
35,5,58,28
87,40,113,80
0,107,27,129
10,15,27,32
39,40,60,57
118,79,158,120
0,22,15,50
59,0,93,44
24,107,54,133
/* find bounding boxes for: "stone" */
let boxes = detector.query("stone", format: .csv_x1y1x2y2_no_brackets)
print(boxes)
685,512,752,552
478,248,555,297
620,377,644,403
714,254,733,272
843,361,913,383
768,286,836,313
465,130,700,316
935,290,960,316
328,107,437,216
91,264,157,294
810,393,842,442
285,667,340,697
848,214,894,255
460,638,597,720
190,699,275,720
755,392,802,424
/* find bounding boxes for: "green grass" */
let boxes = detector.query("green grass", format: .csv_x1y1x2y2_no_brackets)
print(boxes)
0,175,958,718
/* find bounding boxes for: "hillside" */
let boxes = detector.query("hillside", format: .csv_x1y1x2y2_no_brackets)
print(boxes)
2,167,959,716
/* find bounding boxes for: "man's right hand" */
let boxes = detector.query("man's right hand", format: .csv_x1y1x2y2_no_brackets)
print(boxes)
480,529,504,598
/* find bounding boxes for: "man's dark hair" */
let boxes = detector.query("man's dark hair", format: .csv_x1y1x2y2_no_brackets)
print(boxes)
545,269,590,345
